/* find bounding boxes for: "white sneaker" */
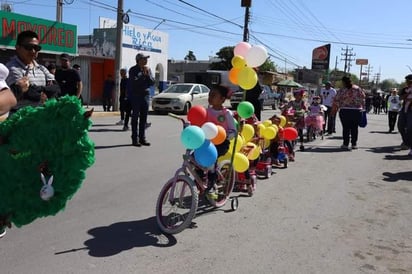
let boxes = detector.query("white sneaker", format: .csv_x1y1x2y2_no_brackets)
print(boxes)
116,120,124,125
0,228,6,238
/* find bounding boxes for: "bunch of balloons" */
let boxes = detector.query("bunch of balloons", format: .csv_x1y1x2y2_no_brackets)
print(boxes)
180,105,227,168
229,42,268,90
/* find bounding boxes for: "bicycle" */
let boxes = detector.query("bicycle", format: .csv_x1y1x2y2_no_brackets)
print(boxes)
155,113,237,235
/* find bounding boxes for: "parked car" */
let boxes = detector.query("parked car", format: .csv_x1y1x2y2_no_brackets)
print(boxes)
230,85,280,110
151,83,210,114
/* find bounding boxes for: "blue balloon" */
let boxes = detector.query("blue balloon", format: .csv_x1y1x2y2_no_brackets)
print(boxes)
194,140,218,168
180,125,205,149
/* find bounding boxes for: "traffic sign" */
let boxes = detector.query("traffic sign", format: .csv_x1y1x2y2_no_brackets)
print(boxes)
356,59,368,65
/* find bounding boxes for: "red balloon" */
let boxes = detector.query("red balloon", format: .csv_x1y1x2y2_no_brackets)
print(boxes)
283,127,298,141
187,105,207,126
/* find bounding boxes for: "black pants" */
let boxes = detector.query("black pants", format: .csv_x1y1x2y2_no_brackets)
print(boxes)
339,109,361,146
120,98,132,126
130,95,149,142
397,110,412,147
388,111,398,132
323,105,336,134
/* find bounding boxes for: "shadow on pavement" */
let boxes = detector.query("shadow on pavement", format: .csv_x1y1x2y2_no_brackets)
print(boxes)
55,217,177,257
369,130,391,134
366,146,399,154
384,154,412,160
382,171,412,182
300,146,345,153
94,144,132,149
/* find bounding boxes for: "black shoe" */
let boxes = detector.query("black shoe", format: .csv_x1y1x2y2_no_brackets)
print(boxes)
140,140,151,146
132,141,141,147
123,126,129,131
145,122,152,129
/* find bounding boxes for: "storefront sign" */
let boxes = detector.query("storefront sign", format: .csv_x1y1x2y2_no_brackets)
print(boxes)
0,11,77,54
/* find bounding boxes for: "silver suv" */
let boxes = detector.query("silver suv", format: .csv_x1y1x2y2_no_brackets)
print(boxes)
230,85,279,110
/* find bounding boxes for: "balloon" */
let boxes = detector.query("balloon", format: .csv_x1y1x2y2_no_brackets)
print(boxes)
237,101,255,119
180,125,205,149
211,125,226,145
228,67,240,85
262,126,277,140
233,152,250,173
194,140,218,168
246,143,261,160
234,41,252,57
231,55,246,68
218,151,232,163
201,122,218,140
279,115,287,128
241,124,255,142
256,123,265,137
238,67,258,90
262,119,272,127
245,45,268,68
283,127,298,141
187,105,207,127
229,135,244,153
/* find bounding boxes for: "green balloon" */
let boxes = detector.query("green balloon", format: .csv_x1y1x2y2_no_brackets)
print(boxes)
237,101,255,119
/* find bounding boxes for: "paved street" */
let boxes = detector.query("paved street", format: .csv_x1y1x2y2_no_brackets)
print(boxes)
1,109,411,274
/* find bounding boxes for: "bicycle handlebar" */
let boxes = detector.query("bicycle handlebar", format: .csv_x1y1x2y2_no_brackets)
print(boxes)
168,112,190,128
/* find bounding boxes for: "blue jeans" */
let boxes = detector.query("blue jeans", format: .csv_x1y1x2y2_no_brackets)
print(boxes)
397,110,412,147
130,95,149,142
339,109,361,146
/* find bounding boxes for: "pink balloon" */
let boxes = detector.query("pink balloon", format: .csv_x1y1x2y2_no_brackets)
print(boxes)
234,42,252,58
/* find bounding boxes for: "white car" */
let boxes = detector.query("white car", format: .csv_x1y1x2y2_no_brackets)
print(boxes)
152,83,210,114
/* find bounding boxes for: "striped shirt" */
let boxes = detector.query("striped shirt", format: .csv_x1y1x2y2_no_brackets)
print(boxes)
6,56,54,87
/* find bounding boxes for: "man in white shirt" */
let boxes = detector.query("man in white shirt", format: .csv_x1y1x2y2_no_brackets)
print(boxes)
320,81,337,135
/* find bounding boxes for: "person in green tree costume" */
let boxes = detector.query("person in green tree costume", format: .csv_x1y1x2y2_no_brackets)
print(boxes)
0,96,95,238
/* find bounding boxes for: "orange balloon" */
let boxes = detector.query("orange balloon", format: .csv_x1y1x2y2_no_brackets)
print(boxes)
229,67,240,85
211,125,227,145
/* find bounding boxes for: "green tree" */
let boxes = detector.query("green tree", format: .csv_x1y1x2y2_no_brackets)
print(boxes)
379,78,398,91
209,46,234,70
259,58,277,72
184,50,196,61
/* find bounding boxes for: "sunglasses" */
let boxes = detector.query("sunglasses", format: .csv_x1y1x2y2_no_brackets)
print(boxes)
21,44,42,52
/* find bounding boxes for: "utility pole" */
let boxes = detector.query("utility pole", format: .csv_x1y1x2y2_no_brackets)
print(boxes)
341,46,355,74
56,0,63,22
114,0,124,111
241,0,251,42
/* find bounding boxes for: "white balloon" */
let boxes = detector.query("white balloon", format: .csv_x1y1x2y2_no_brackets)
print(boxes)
245,45,268,68
201,122,218,140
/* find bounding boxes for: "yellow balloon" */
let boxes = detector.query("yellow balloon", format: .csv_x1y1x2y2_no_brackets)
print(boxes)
257,123,265,137
233,152,250,173
262,119,272,127
262,126,276,139
241,124,255,142
218,151,232,163
229,135,244,153
263,138,271,148
246,142,261,160
238,67,258,90
270,125,278,138
279,115,287,128
231,55,246,69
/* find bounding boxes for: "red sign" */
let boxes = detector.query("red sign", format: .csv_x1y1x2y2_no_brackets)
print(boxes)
356,59,368,65
311,44,331,70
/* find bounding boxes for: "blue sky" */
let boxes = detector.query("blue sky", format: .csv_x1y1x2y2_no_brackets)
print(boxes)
8,0,412,83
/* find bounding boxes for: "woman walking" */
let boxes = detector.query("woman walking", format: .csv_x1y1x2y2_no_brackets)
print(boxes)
331,76,366,150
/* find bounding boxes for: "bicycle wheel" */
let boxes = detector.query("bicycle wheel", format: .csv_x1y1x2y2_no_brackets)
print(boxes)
207,160,235,208
156,175,198,234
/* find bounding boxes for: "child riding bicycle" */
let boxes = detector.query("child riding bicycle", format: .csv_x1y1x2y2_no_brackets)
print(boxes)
205,85,237,199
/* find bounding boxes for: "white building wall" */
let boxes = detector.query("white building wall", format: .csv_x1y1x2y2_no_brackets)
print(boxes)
99,17,168,82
